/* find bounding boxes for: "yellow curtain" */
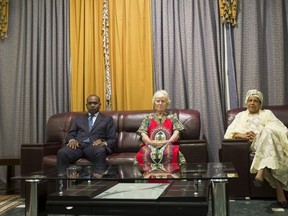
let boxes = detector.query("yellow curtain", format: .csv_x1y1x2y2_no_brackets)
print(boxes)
70,0,153,111
109,0,153,110
70,0,105,111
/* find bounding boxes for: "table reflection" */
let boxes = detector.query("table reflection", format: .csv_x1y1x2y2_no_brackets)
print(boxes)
66,164,118,179
136,163,182,183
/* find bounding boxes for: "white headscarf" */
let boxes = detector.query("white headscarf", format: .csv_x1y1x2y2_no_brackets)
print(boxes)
245,89,263,107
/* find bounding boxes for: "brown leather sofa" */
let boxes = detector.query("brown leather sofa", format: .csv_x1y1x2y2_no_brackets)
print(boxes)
21,109,208,195
220,105,288,198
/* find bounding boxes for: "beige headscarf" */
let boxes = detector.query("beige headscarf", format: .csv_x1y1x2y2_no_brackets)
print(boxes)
245,89,263,107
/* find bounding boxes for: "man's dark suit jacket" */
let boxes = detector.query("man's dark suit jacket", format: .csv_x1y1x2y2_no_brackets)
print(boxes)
65,112,116,154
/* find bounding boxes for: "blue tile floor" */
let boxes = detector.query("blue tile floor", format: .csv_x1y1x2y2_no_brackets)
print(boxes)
2,199,288,216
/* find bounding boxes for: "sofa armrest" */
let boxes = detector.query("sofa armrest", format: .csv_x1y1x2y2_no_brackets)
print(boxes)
220,139,251,197
220,139,250,162
20,142,62,198
180,139,208,163
220,139,251,173
21,142,62,175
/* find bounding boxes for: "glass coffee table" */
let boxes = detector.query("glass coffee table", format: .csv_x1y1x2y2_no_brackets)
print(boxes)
14,162,238,216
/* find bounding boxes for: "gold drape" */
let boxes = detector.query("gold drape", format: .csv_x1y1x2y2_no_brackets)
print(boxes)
70,0,154,111
219,0,238,26
109,0,153,110
70,0,105,111
0,0,9,39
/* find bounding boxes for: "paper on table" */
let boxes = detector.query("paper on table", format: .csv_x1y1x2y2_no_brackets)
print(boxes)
93,183,169,200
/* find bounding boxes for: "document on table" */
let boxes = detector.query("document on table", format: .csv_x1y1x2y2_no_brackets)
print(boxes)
93,183,169,200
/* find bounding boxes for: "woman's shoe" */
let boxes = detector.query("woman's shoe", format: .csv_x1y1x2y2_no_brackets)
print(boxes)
253,178,264,187
277,201,287,208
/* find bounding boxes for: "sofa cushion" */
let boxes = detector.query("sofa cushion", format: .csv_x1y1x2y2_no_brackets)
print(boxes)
40,109,206,170
43,152,136,167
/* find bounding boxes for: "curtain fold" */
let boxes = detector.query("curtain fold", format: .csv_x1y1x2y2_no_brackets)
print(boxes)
70,0,153,111
151,0,225,161
70,0,105,111
108,0,153,110
17,0,71,142
224,24,239,110
0,0,70,181
232,0,288,105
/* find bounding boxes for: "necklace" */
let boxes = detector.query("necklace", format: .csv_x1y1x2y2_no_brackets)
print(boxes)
155,113,165,124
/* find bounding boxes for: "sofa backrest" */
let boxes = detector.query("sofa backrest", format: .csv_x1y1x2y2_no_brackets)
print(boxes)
45,109,201,153
226,105,288,129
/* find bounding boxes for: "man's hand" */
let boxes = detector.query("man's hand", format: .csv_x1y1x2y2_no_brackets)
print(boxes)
67,139,79,149
92,139,107,146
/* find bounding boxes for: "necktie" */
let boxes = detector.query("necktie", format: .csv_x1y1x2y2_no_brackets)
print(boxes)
89,114,94,131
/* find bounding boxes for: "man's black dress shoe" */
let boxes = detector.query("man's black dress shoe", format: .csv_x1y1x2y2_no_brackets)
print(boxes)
253,178,264,187
277,201,288,208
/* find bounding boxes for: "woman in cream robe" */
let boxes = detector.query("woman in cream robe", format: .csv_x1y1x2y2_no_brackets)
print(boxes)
224,89,288,207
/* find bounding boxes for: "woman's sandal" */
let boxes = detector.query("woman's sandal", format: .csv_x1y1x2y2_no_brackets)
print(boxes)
253,178,264,187
277,201,288,208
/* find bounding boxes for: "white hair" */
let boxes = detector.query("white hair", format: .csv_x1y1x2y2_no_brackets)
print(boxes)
152,90,171,106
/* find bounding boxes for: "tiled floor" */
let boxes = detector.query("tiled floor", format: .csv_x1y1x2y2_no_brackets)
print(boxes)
227,199,287,215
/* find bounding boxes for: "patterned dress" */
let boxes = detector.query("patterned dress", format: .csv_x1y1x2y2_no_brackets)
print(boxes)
224,109,288,190
135,112,186,165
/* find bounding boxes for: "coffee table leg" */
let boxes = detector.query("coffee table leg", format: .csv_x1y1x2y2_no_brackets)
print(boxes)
211,179,229,216
25,179,40,216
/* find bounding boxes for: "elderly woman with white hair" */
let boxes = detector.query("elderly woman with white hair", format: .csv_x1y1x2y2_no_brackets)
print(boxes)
224,89,288,207
135,90,186,165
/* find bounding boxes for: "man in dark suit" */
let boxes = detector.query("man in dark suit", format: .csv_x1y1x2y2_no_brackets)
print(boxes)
56,94,116,174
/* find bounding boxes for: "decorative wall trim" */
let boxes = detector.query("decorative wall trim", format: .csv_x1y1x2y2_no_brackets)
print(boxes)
0,0,8,39
219,0,238,26
103,0,112,110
